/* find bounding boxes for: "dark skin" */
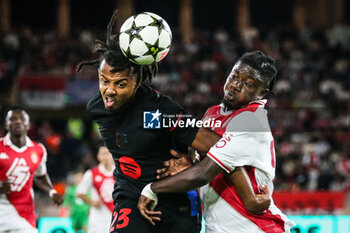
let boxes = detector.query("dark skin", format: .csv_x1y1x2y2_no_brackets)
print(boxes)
0,109,64,205
138,63,271,225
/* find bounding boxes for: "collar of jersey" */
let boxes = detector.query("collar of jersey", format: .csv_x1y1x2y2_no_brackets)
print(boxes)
98,163,114,176
4,133,34,153
219,99,267,115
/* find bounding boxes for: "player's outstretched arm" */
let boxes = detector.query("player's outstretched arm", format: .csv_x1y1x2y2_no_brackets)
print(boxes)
34,174,64,206
156,127,220,179
139,157,271,222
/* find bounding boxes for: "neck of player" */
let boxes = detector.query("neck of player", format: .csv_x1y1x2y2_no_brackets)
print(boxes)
10,133,26,148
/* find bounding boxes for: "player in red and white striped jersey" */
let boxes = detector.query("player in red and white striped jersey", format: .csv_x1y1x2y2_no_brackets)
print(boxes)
77,145,115,233
139,51,295,232
0,106,63,233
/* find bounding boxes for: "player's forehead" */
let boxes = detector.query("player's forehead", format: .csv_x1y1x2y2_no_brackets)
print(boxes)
231,61,258,79
7,109,27,118
98,60,131,80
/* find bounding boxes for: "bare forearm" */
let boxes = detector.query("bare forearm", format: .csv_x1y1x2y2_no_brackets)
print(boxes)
34,174,54,194
191,127,221,152
151,157,222,193
228,167,270,214
77,193,93,206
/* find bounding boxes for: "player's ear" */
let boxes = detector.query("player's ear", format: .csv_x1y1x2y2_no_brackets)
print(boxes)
257,88,269,100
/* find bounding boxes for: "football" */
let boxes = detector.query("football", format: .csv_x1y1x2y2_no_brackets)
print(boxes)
119,12,172,65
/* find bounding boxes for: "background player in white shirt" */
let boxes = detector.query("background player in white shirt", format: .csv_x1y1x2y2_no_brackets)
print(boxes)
77,145,115,233
0,106,64,233
138,51,295,232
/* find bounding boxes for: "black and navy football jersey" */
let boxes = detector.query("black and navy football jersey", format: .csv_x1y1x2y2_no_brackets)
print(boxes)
87,84,199,205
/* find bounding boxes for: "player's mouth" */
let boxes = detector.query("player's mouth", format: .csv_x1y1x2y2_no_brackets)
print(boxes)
225,91,236,101
104,97,116,108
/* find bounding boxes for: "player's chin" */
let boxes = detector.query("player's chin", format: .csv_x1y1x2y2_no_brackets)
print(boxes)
222,98,237,110
104,103,119,111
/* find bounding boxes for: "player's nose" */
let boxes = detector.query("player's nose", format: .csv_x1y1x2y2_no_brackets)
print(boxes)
231,80,242,91
105,86,117,95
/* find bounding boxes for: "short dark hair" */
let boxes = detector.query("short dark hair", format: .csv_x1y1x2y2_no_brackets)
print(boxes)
77,10,158,85
5,105,29,116
238,51,277,93
3,105,29,124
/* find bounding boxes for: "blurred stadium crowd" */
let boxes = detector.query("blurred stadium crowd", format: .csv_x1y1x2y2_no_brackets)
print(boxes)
0,23,350,194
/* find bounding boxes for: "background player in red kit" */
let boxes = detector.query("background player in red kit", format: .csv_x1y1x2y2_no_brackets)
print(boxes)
0,106,63,233
77,145,115,233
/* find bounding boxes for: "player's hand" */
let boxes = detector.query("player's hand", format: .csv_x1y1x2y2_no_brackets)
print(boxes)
51,193,64,206
0,180,11,194
156,149,193,179
138,195,162,226
92,200,102,208
253,185,271,214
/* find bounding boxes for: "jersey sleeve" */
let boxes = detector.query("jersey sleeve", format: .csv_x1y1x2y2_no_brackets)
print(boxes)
76,170,93,195
207,111,265,173
34,143,47,176
160,96,199,147
207,132,258,173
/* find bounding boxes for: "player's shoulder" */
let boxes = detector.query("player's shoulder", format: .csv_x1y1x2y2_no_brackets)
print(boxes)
138,84,164,103
86,91,109,118
139,84,179,110
204,105,221,116
227,101,269,132
30,140,47,153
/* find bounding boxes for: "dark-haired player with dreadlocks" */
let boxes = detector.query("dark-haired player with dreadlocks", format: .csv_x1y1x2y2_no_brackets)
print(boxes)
139,51,295,233
78,11,272,233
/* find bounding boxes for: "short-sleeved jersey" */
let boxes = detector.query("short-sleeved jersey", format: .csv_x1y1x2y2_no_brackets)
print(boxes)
87,84,199,205
0,134,47,232
201,100,295,233
77,164,114,233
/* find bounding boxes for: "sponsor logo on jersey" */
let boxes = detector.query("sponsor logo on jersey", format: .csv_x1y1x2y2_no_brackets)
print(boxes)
143,110,161,129
6,158,30,192
119,156,141,179
0,152,9,159
100,178,114,203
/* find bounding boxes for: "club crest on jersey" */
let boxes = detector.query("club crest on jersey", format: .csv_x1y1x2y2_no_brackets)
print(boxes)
143,110,161,129
0,152,9,159
31,152,38,164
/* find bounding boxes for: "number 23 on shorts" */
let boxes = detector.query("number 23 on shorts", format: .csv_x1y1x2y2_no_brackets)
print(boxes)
110,208,132,232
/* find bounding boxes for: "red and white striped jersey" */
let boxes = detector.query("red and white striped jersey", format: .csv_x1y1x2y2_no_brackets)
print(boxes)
201,100,295,233
0,133,47,233
77,164,115,233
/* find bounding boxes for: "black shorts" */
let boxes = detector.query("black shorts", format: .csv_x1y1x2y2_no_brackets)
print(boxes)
109,197,201,233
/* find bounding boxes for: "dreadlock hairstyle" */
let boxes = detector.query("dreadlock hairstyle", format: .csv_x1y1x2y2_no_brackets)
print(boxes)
76,10,158,85
238,51,277,95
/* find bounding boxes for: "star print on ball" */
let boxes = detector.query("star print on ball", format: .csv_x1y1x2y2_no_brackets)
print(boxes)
119,12,172,65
